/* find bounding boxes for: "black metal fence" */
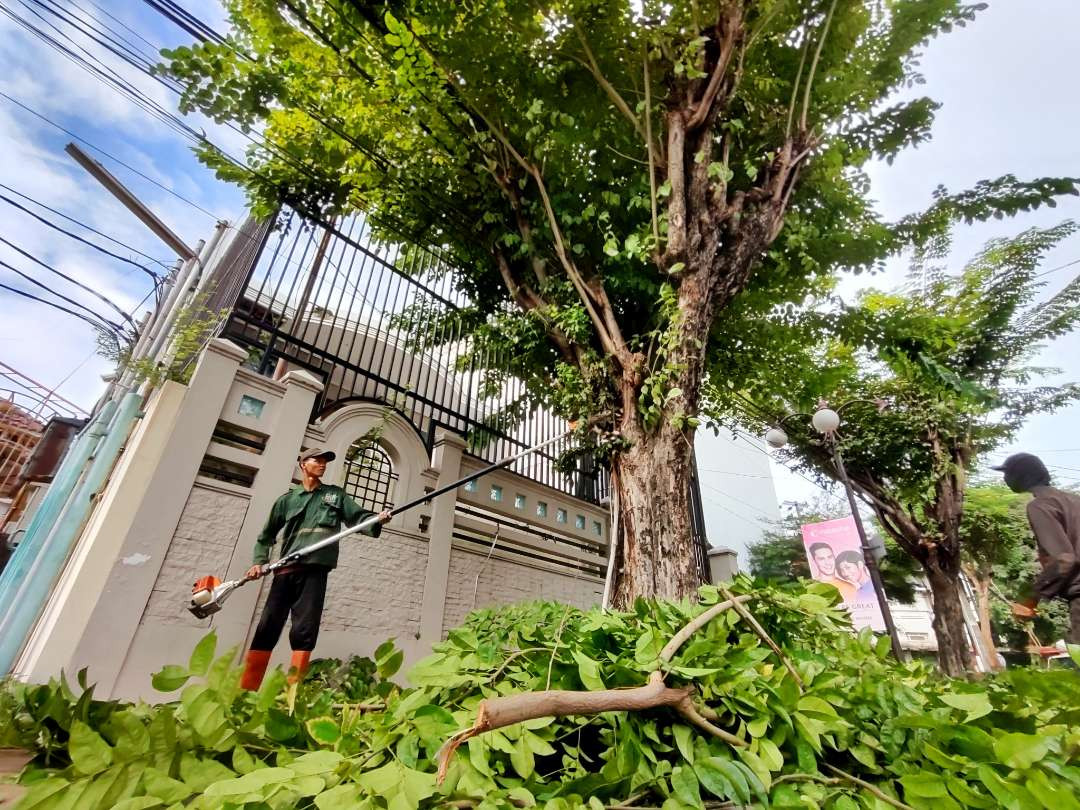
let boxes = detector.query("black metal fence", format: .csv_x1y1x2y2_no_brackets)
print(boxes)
221,211,606,502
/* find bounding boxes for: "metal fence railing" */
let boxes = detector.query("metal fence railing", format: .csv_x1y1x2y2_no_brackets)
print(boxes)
220,211,607,502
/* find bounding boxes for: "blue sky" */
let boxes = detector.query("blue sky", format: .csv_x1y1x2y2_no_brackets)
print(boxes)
0,0,243,410
760,0,1080,509
2,1,1080,510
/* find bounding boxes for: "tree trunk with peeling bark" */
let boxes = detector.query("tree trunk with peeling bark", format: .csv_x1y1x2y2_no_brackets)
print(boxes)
604,209,788,605
923,553,972,676
610,421,699,607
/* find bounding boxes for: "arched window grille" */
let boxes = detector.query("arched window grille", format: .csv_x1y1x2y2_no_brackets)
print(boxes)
343,440,397,512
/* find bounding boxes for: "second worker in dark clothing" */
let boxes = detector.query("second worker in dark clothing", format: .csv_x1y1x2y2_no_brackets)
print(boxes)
994,452,1080,644
239,447,391,690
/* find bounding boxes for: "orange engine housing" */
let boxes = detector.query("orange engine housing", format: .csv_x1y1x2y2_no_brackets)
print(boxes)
192,575,221,595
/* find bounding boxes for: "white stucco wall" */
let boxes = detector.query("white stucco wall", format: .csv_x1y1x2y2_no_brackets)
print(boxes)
695,429,781,568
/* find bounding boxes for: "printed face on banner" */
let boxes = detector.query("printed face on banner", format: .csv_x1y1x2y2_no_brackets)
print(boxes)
801,516,885,633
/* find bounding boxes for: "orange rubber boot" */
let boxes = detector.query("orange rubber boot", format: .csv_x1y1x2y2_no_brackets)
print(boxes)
239,649,271,691
288,651,312,684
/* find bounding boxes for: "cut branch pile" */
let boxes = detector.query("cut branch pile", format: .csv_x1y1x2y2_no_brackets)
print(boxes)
5,581,1079,810
436,594,760,781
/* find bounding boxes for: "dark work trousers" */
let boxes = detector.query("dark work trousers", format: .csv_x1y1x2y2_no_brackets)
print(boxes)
250,566,329,652
1069,598,1080,644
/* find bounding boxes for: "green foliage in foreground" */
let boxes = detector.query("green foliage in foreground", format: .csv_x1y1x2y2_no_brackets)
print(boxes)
3,580,1080,810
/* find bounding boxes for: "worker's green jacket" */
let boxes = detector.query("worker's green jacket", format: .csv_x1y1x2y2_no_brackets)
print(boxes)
253,483,381,569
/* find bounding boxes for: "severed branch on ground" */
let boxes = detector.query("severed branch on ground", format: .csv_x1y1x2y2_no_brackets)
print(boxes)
435,593,768,783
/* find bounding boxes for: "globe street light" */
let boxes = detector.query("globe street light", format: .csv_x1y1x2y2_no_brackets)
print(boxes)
764,427,788,449
810,407,840,435
767,400,905,661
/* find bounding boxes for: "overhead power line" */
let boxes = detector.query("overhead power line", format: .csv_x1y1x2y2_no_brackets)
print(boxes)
0,235,138,329
0,261,123,334
0,190,162,280
0,282,122,340
1036,257,1080,279
0,1,204,144
0,182,170,268
78,0,161,54
698,493,770,532
699,479,779,522
0,90,223,222
0,93,327,290
139,0,488,242
12,0,473,263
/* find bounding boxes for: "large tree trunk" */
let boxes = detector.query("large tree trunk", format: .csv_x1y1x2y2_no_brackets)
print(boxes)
608,417,701,609
922,550,974,676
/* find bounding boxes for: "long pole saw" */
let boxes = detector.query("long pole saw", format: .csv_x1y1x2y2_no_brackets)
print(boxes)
188,427,581,618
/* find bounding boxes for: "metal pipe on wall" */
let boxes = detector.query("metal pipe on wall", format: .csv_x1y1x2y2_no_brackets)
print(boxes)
0,397,127,673
139,239,206,367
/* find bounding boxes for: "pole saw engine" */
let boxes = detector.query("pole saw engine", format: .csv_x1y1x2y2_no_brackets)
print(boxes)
189,575,227,618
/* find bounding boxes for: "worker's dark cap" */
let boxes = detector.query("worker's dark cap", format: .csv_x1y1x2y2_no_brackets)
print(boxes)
990,452,1044,473
299,447,336,462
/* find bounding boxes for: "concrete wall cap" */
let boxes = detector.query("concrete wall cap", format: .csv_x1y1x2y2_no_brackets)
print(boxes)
205,338,250,363
235,367,287,397
434,429,467,449
707,546,737,556
280,369,325,394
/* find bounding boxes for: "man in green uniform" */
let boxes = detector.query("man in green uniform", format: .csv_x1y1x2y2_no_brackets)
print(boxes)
239,447,391,690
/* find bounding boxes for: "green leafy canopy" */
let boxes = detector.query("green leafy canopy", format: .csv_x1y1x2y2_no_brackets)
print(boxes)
158,0,1075,437
711,222,1080,527
708,222,1080,671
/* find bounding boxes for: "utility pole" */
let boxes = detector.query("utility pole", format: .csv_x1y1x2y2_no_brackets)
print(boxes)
65,143,196,260
767,401,907,662
828,439,907,661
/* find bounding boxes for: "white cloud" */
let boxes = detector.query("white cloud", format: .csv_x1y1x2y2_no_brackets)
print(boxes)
767,0,1080,507
0,0,244,411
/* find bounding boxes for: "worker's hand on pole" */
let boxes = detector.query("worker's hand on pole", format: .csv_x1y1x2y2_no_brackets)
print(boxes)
1011,601,1037,620
245,564,265,581
377,509,392,524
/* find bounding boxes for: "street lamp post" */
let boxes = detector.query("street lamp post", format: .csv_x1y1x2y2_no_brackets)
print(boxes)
769,402,906,662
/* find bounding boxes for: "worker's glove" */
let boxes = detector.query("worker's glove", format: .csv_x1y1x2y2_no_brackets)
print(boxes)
1011,601,1037,620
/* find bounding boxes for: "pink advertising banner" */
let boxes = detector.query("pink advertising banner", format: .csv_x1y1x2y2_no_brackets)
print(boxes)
801,516,885,633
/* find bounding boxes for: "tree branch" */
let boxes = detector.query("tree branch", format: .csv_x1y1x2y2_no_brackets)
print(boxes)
799,0,840,133
475,112,625,364
437,596,758,782
436,671,693,782
644,46,660,252
528,164,628,364
823,765,915,810
573,23,648,145
686,8,742,132
492,248,577,365
665,111,688,262
498,173,550,285
660,595,752,661
719,586,804,691
785,24,812,137
674,695,747,748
